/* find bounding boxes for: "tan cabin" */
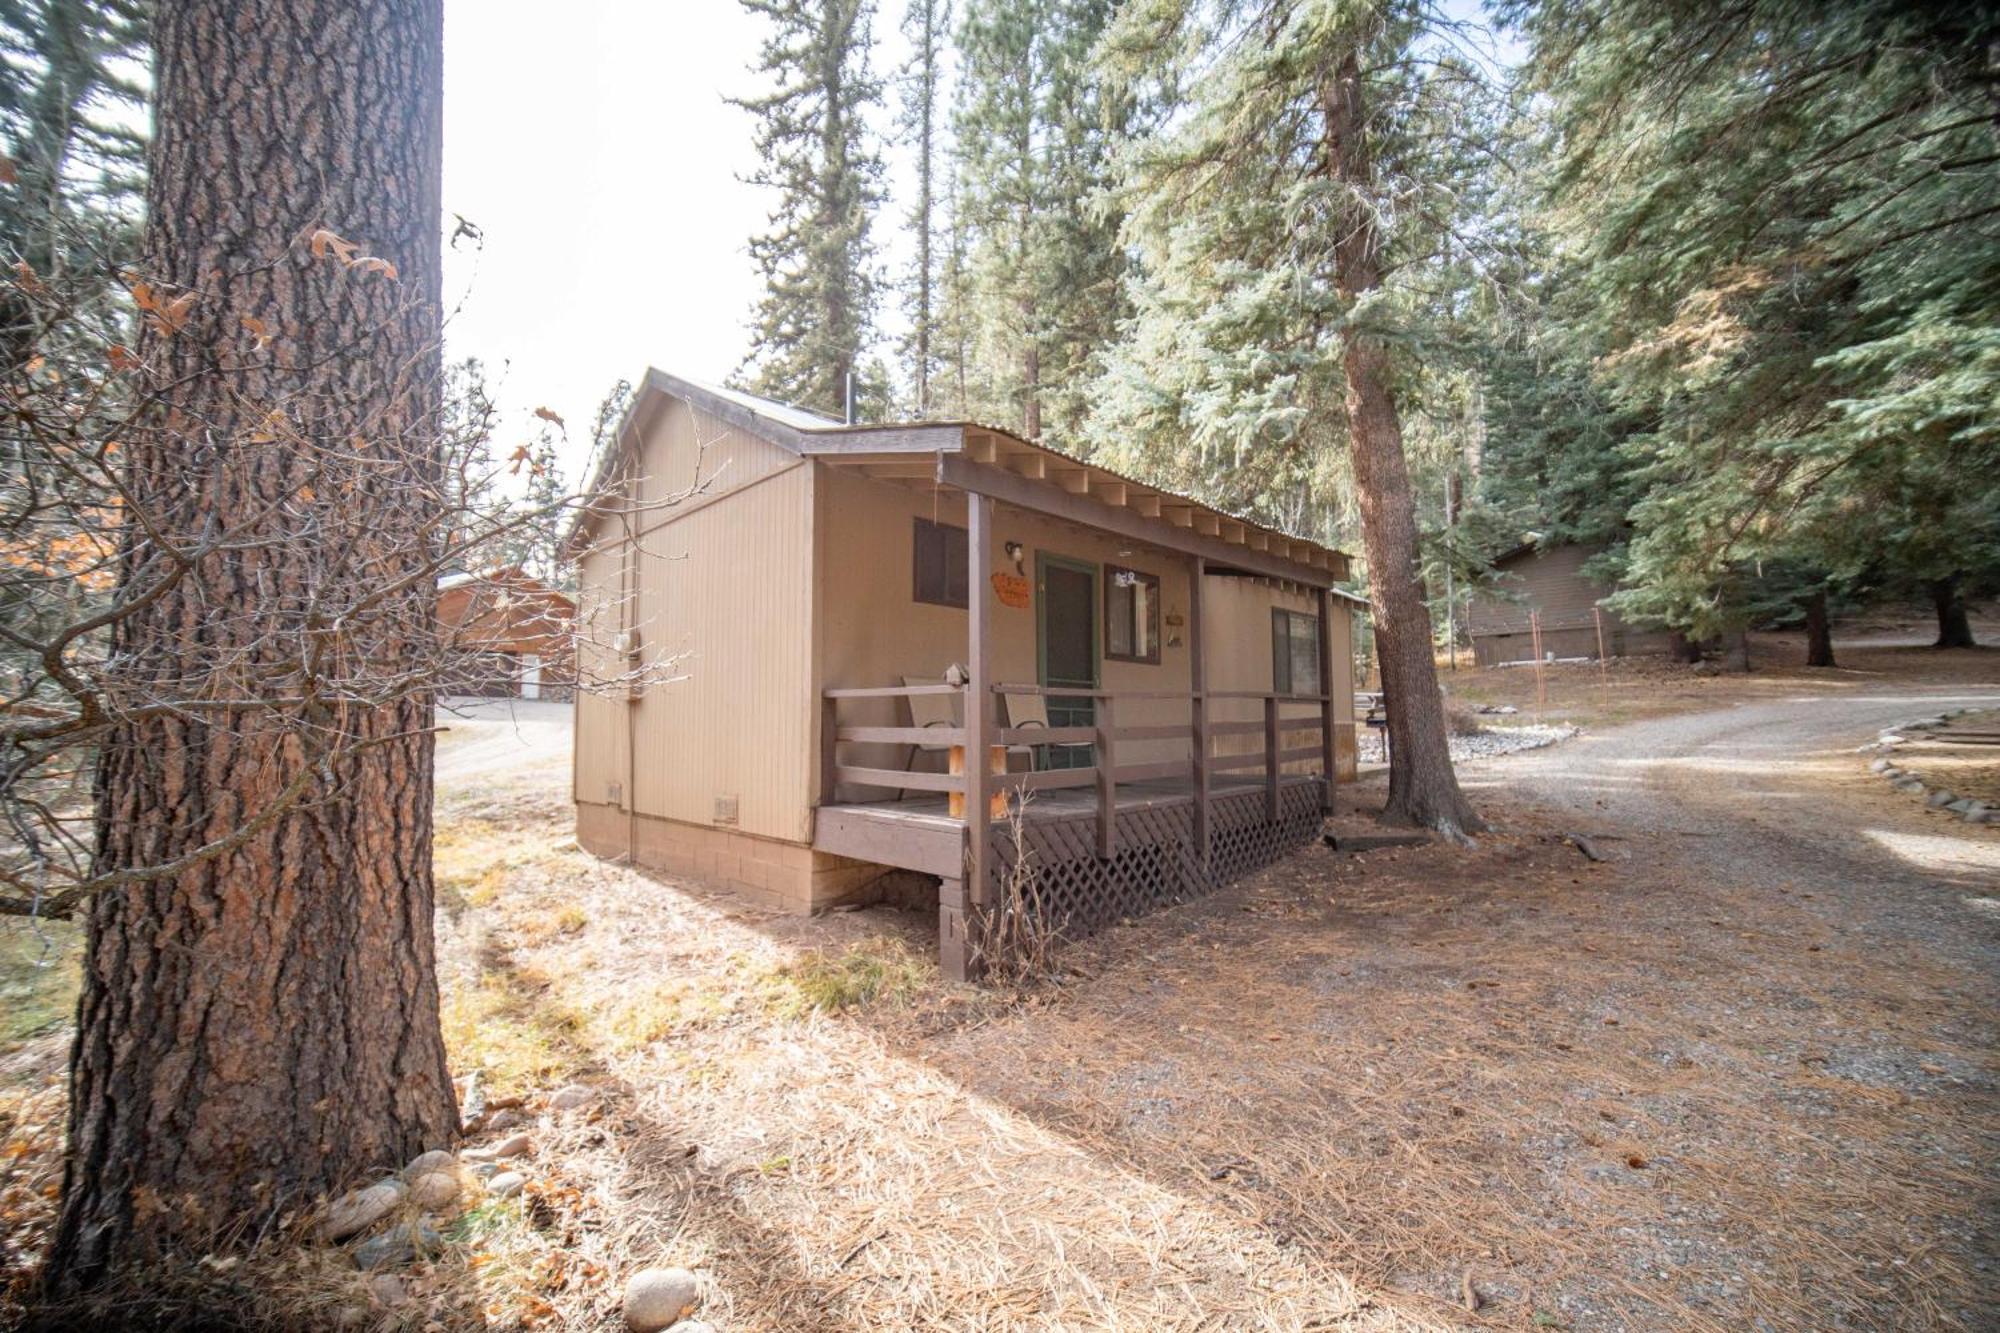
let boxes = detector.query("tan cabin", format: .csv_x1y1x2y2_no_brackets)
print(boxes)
1464,541,1675,667
565,371,1366,979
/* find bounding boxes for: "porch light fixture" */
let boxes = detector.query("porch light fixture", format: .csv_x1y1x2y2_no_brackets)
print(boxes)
1004,540,1025,574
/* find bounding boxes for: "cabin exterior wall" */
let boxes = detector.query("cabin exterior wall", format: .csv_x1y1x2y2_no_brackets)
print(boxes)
1465,544,1675,666
1204,575,1359,780
813,465,1199,798
573,397,872,910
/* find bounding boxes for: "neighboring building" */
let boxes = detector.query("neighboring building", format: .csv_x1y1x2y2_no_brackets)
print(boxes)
1464,541,1674,666
564,370,1366,979
437,567,576,700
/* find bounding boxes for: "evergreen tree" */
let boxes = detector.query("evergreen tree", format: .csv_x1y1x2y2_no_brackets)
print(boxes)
47,0,456,1287
1507,0,2000,648
950,0,1129,442
1092,0,1492,837
732,0,884,420
897,0,948,416
0,0,150,355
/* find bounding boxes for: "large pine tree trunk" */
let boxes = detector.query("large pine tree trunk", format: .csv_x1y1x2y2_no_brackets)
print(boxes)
1803,590,1836,667
1930,573,1976,648
45,0,456,1290
1322,53,1482,838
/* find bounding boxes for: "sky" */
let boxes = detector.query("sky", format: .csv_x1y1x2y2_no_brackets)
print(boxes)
441,2,919,488
440,1,1512,492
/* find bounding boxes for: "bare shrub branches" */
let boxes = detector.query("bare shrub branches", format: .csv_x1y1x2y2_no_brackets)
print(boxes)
0,233,695,918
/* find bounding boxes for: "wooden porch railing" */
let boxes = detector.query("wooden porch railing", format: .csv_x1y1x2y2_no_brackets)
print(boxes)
820,682,967,802
820,681,1346,864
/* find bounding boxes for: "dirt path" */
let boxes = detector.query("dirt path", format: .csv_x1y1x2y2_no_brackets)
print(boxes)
1484,684,2000,939
914,685,2000,1330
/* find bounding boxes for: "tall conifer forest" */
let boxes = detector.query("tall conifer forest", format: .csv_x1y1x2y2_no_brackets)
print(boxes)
734,0,2000,655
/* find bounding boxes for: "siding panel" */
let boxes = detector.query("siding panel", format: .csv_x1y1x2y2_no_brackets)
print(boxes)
626,463,814,841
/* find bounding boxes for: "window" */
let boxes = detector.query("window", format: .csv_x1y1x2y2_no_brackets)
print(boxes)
1272,609,1321,695
1104,565,1161,664
912,517,969,608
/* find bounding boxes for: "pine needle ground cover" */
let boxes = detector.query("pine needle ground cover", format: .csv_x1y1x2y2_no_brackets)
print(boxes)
1439,609,2000,732
4,680,1996,1329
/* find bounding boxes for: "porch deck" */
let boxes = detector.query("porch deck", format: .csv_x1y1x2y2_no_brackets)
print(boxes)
815,754,1330,975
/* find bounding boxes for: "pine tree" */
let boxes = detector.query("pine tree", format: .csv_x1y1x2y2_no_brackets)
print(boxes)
0,0,150,357
950,0,1129,443
1508,0,2000,648
46,0,457,1288
897,0,948,416
732,0,884,420
1089,0,1490,836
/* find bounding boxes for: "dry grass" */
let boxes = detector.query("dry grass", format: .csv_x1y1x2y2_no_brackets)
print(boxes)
1440,620,2000,732
4,681,1995,1329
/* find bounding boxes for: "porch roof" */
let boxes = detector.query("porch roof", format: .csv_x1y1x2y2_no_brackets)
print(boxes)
566,368,1364,597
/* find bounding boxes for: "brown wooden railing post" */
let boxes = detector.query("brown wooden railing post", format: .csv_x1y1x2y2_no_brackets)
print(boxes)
819,692,839,806
1263,693,1281,822
1094,692,1117,858
1316,585,1337,814
965,493,994,924
1189,557,1210,868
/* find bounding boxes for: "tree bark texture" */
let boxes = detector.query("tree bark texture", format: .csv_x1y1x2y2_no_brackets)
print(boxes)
1803,590,1836,667
1322,52,1482,838
1722,630,1752,672
1666,630,1703,664
1930,573,1976,648
47,0,455,1288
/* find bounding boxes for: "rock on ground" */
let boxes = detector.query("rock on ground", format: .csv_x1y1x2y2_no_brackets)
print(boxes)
352,1222,444,1271
488,1171,527,1199
323,1180,405,1241
623,1266,699,1332
406,1169,461,1211
466,1130,532,1160
406,1148,456,1177
549,1083,596,1111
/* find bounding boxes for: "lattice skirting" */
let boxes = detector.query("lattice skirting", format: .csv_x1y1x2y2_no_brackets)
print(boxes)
983,780,1325,947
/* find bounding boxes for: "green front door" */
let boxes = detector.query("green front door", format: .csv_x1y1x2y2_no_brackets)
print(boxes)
1037,552,1098,768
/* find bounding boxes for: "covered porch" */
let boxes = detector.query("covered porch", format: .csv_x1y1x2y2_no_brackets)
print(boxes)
809,442,1357,980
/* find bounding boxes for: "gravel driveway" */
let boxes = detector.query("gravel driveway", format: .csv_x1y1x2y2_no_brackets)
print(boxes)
916,680,2000,1330
1476,685,2000,954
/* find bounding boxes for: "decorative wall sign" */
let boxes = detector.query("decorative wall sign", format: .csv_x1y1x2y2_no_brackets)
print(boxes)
991,572,1032,609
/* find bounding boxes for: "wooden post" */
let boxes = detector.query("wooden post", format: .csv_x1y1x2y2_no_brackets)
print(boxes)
1189,557,1210,868
1316,586,1337,814
819,693,839,807
965,493,994,915
937,875,971,982
1593,605,1610,694
1094,692,1117,859
1530,609,1547,716
1263,693,1281,822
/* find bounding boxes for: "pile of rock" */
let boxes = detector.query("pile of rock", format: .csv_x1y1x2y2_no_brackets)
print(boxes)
321,1130,536,1272
317,1080,716,1329
1864,709,2000,826
1357,721,1577,765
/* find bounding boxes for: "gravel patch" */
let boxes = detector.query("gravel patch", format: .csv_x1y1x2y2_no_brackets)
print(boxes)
1358,722,1577,765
